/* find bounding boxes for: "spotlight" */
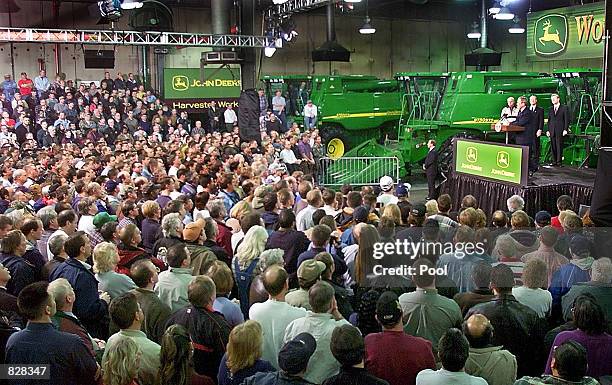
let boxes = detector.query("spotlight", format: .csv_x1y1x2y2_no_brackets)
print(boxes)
344,0,363,2
494,6,514,20
359,17,376,34
273,0,288,4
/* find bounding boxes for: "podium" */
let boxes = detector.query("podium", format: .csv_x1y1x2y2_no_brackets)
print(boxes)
491,123,525,144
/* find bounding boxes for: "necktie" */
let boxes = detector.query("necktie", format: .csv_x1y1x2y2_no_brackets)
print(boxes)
555,105,558,113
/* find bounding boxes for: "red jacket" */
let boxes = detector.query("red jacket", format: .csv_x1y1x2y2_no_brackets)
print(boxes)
116,244,166,276
215,220,233,258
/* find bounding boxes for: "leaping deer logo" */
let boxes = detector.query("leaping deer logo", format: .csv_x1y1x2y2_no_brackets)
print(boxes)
539,19,564,48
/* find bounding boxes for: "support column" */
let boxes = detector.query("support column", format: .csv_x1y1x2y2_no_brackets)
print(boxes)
142,46,150,88
241,0,257,89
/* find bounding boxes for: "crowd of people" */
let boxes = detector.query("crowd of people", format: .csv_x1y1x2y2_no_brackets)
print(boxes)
0,69,610,385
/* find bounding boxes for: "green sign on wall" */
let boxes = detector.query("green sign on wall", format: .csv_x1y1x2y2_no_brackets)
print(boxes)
454,139,528,186
163,68,241,99
526,2,605,61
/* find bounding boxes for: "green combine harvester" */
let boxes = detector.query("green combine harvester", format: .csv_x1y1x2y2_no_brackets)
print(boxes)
323,69,603,184
261,74,402,157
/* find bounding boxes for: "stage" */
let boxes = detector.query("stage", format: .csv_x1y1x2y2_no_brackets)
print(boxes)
442,165,595,218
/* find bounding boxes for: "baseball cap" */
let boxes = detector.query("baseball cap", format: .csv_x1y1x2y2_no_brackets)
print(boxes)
297,259,326,282
278,333,317,375
396,183,411,197
93,212,117,229
353,206,369,223
252,185,271,210
410,203,427,218
376,291,402,326
379,176,394,192
535,210,552,226
569,235,590,258
183,219,205,242
105,180,119,193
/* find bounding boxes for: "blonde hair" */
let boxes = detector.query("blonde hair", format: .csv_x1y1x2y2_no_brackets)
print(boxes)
382,204,402,226
230,200,253,221
142,200,160,219
102,336,140,385
93,242,119,273
236,225,268,270
226,320,263,374
206,260,234,295
425,200,438,217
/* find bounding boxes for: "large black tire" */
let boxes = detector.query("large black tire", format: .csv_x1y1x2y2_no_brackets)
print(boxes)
320,125,350,159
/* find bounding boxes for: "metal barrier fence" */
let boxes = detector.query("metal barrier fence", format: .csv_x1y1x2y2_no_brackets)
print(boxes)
317,156,401,187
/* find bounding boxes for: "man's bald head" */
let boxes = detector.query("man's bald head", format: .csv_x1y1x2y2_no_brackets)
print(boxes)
262,265,288,297
462,314,494,349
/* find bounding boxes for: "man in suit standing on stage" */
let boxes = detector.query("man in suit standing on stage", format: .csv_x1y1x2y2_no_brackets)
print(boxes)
514,96,537,176
546,93,569,167
530,95,544,164
423,139,438,200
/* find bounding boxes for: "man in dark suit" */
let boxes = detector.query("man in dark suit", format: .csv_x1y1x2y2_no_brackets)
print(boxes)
423,139,438,200
546,93,570,166
529,95,544,166
514,96,536,175
207,100,221,133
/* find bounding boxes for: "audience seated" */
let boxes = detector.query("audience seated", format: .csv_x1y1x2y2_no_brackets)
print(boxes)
467,264,546,377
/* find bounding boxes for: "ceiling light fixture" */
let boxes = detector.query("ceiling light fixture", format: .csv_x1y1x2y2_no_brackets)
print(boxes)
344,0,363,3
489,1,501,15
508,18,525,34
359,0,375,35
494,6,514,20
359,17,376,34
120,0,143,9
467,22,481,39
273,0,289,5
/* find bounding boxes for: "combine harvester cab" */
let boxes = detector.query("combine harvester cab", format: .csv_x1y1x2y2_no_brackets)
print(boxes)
548,68,602,168
262,74,403,187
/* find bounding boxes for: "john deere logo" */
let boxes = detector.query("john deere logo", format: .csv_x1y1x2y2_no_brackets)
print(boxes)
534,15,568,56
497,151,510,169
172,76,189,91
466,147,478,163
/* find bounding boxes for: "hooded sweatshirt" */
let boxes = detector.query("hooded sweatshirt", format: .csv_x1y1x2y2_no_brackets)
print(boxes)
549,257,593,306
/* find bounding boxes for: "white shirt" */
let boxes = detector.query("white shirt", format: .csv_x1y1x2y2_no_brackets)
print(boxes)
168,166,179,177
224,108,237,124
323,205,338,217
376,193,398,207
296,204,317,232
512,286,552,318
284,312,350,384
416,368,488,385
279,148,299,165
303,104,318,118
78,215,96,236
249,299,307,369
500,106,519,122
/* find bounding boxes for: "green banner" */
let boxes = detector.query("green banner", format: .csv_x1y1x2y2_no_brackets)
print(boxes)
526,2,605,61
163,68,241,99
454,139,527,186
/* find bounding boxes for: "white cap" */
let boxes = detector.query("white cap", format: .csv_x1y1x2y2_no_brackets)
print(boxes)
379,175,394,192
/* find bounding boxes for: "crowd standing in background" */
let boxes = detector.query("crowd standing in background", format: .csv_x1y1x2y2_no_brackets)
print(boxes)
0,70,610,385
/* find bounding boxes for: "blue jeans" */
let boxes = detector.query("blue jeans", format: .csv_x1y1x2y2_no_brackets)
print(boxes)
304,116,317,129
